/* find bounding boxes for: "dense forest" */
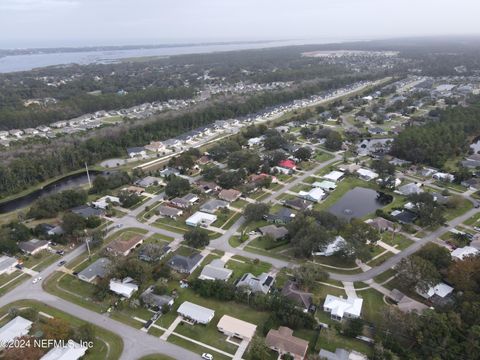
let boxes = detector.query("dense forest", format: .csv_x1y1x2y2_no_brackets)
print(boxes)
391,101,480,167
0,73,373,198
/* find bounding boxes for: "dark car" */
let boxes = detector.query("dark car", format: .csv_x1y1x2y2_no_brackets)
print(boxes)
56,250,65,255
58,260,66,266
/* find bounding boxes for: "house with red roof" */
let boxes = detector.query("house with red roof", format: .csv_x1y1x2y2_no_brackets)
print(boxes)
278,159,296,170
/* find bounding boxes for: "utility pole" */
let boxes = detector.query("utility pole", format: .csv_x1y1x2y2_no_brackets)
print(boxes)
84,229,91,259
85,162,92,188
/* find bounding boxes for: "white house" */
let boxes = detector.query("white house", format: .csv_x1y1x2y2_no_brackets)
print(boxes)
41,341,88,360
109,277,138,298
298,188,326,203
312,180,337,191
127,147,147,158
451,246,479,261
217,315,257,341
185,211,217,227
323,171,345,182
312,236,346,257
356,168,379,181
0,256,19,275
92,195,120,209
397,183,423,196
433,172,455,182
323,295,363,321
416,282,454,300
177,301,215,325
248,136,265,147
0,316,32,343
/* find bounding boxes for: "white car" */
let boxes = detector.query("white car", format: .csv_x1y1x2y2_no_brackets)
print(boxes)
32,278,38,284
38,276,42,281
201,354,213,360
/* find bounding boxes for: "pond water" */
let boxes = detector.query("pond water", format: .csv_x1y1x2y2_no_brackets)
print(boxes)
328,187,392,220
0,170,102,214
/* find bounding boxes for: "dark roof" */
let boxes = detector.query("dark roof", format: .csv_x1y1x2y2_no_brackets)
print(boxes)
283,198,313,211
168,253,203,273
281,281,313,309
71,205,104,218
264,207,296,224
392,210,417,224
127,146,145,153
18,239,49,253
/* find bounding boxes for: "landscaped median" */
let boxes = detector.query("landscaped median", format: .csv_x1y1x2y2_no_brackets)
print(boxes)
0,299,123,360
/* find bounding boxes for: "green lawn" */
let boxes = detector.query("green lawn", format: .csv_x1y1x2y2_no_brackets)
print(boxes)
381,232,414,250
226,258,272,280
222,212,242,230
315,151,335,163
316,327,373,356
211,209,236,228
138,355,175,360
231,199,249,209
464,212,480,226
21,250,60,271
359,288,391,325
145,233,175,243
373,269,397,284
168,334,231,360
444,198,474,221
228,236,244,248
0,300,123,360
366,252,393,268
0,273,30,296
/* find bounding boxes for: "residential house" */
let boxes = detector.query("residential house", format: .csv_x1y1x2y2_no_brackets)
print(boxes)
185,211,217,227
416,282,454,303
323,171,345,182
218,189,242,202
356,168,379,181
258,225,289,240
281,281,313,311
298,187,326,203
368,127,388,135
265,326,309,360
451,246,479,261
217,315,257,341
319,348,368,360
145,141,166,153
461,178,480,190
160,167,180,178
138,243,171,262
106,235,144,256
71,205,104,218
78,258,111,283
168,253,203,274
247,136,264,147
312,236,346,257
109,277,139,298
312,180,337,191
177,301,215,325
0,256,19,275
41,341,87,360
278,159,297,171
157,205,183,219
92,195,120,210
433,172,455,182
323,295,363,321
135,176,165,188
18,239,49,255
200,199,229,214
127,147,147,158
282,198,313,211
141,287,174,309
198,259,233,281
195,180,220,194
0,316,33,344
391,209,417,224
124,186,145,195
396,183,423,196
365,217,395,232
236,272,275,294
249,173,277,184
170,197,191,209
264,208,296,224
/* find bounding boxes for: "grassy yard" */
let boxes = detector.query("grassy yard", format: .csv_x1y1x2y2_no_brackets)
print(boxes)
21,250,60,271
359,288,391,325
316,327,373,356
145,233,175,243
211,209,236,228
381,232,414,250
0,273,30,296
315,151,335,163
221,212,242,230
367,252,394,268
231,199,249,209
226,258,272,280
154,218,189,234
464,212,480,226
0,299,123,360
444,198,474,221
138,355,175,360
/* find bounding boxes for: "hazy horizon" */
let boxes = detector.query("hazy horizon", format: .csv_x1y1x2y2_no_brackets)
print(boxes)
1,0,480,49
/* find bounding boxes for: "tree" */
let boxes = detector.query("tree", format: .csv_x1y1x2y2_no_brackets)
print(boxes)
165,176,191,198
244,203,270,223
112,258,149,283
74,323,96,343
395,256,440,293
447,255,480,292
217,170,246,189
416,243,452,271
292,264,329,290
118,190,141,208
202,165,222,181
2,336,44,360
408,192,445,227
42,318,74,340
294,147,312,162
343,318,364,338
246,336,271,360
288,215,332,258
325,130,342,151
228,150,262,173
342,219,380,261
62,212,86,235
184,228,210,248
85,215,102,228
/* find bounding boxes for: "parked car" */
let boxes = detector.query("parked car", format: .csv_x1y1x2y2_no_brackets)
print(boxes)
56,250,65,255
58,260,66,266
32,278,38,284
201,354,213,360
15,264,23,270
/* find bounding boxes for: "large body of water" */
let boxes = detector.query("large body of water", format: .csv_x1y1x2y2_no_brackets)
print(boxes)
0,171,102,214
0,40,326,73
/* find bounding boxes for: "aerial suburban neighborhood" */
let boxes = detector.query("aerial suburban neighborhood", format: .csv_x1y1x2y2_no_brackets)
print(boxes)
0,3,480,360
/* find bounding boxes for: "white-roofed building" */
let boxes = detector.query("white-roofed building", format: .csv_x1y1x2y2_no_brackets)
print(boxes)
416,282,454,300
109,277,138,298
356,168,379,181
217,315,257,341
298,188,326,203
185,211,217,227
41,341,88,360
92,195,120,210
0,316,32,343
397,183,423,196
312,236,346,257
323,295,363,321
0,256,19,275
451,246,479,261
312,180,337,191
323,171,345,182
199,259,233,281
177,301,215,324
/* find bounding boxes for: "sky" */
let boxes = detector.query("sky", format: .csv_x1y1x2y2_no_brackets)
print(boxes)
1,0,480,48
